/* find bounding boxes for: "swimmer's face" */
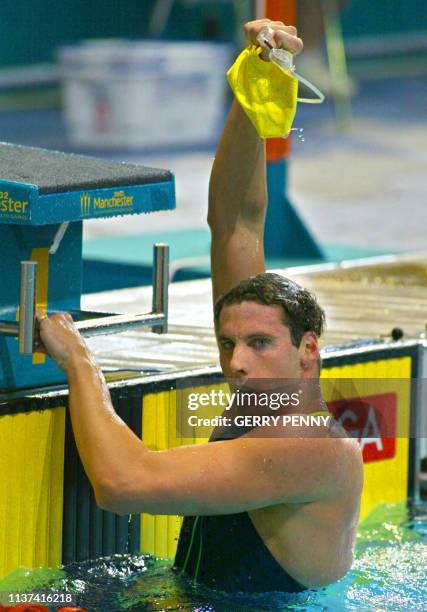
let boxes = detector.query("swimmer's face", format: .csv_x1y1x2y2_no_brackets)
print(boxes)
217,301,319,385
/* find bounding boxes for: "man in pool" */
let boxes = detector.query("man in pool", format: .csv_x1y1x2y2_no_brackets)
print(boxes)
37,19,363,593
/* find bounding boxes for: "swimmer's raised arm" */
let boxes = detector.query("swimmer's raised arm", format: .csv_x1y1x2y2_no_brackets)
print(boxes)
208,100,266,303
208,19,303,304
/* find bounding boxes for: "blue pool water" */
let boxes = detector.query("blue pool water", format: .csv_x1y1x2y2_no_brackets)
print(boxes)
1,501,426,611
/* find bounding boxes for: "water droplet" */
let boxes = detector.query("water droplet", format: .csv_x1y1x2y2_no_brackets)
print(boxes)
290,127,305,143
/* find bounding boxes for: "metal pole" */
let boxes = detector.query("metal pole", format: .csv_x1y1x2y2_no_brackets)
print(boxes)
152,244,169,334
322,0,353,129
0,321,19,336
413,343,427,504
19,261,37,355
253,0,265,19
148,0,175,37
75,312,165,337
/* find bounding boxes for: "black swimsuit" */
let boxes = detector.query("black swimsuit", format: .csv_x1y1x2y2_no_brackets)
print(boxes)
174,414,308,593
174,511,305,593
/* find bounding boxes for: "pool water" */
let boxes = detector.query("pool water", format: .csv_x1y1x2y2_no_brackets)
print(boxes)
1,501,426,611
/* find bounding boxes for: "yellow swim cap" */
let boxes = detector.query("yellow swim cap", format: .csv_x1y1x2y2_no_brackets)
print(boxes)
227,45,298,139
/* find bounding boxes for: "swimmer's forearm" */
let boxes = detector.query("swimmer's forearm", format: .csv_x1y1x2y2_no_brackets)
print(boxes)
66,355,149,508
208,99,267,231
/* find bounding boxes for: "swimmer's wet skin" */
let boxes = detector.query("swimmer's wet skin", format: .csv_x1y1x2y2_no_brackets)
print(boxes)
174,408,334,592
37,19,364,594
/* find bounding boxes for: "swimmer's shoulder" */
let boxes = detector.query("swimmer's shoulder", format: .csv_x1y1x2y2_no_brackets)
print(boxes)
328,423,364,502
326,416,364,468
301,416,364,499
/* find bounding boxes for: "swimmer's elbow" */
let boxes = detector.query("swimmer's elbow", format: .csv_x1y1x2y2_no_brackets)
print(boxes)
94,481,120,514
94,479,137,516
94,469,163,516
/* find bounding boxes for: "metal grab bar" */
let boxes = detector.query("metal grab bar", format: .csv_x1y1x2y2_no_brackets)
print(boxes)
75,312,166,337
0,244,170,354
0,262,38,354
19,261,38,354
152,243,169,334
0,322,19,336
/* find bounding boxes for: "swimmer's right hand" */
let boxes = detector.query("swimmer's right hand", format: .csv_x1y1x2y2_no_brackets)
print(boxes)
36,311,93,373
243,18,303,61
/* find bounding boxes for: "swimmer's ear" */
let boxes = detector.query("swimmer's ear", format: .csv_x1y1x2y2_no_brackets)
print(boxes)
299,332,320,372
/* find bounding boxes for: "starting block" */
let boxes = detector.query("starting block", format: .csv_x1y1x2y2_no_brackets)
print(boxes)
0,143,175,391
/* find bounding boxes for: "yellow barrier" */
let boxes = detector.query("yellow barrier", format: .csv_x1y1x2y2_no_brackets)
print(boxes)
322,357,411,520
0,355,414,573
0,408,65,579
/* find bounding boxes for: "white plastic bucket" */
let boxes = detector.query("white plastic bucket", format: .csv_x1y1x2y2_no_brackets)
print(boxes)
58,40,231,148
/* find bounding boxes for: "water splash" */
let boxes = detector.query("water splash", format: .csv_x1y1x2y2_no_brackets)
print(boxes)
0,503,425,611
290,127,305,143
282,127,305,142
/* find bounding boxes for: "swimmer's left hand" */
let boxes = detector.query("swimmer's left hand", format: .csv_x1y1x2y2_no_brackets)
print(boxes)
36,311,93,372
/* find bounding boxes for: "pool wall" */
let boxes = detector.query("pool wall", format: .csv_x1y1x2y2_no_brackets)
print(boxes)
0,341,423,577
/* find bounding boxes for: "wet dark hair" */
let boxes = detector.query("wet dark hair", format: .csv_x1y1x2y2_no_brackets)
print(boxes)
214,272,326,347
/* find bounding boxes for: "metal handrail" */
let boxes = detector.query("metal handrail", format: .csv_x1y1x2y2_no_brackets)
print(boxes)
19,261,37,354
0,244,170,354
75,312,166,337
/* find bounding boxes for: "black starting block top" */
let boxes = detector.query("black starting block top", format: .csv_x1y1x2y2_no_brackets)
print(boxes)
0,142,175,225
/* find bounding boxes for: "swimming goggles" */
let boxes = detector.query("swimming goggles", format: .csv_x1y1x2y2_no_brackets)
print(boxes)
262,37,325,104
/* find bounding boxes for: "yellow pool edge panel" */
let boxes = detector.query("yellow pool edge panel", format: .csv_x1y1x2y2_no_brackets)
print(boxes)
0,407,66,579
322,357,411,521
0,354,415,576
